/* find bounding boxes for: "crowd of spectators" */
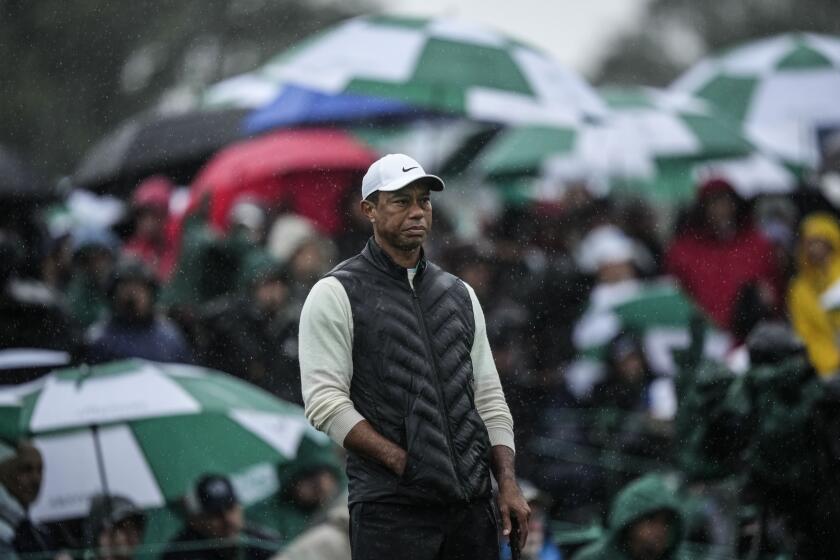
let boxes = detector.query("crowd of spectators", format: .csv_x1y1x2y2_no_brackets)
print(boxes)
3,158,840,557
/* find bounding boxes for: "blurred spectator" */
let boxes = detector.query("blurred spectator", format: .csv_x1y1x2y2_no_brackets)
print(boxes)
499,205,592,375
334,188,372,262
0,230,77,383
501,480,562,560
163,474,280,560
589,333,655,413
569,226,651,398
41,232,74,293
197,252,300,402
612,197,664,275
445,241,497,304
229,199,268,246
123,176,177,281
261,459,342,543
576,225,650,286
270,493,349,560
267,215,337,316
85,258,192,364
0,440,61,559
729,280,780,344
64,227,120,328
163,200,265,311
754,196,798,283
84,494,146,560
665,178,780,332
572,474,684,560
787,213,840,378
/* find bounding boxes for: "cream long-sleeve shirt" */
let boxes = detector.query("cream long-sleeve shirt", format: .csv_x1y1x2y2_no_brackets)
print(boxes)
299,274,515,452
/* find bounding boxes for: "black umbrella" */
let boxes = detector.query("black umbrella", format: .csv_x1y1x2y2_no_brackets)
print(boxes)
73,108,249,195
0,145,50,201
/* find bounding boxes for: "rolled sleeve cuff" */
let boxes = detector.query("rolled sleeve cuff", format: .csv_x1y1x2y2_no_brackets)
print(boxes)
324,407,365,447
487,427,515,453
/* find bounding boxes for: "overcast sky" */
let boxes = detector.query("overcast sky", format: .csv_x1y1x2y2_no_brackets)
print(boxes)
375,0,651,77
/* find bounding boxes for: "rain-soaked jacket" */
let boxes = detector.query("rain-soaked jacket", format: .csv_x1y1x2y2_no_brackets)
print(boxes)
788,213,840,377
573,475,685,560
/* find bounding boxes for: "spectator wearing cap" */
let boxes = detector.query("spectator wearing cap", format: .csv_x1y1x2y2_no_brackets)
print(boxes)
299,154,529,559
196,251,300,402
84,495,146,560
64,227,120,328
84,258,191,364
665,178,781,332
124,175,177,282
162,474,280,560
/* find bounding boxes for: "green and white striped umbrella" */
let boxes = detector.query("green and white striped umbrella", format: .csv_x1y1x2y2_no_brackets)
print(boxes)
572,280,731,376
671,32,840,170
0,360,333,524
204,15,606,126
475,87,794,204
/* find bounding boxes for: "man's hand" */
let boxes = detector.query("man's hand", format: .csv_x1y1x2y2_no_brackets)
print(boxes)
498,476,530,549
344,419,408,477
491,446,530,550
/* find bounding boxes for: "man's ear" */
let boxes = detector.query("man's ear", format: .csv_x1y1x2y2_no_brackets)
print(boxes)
361,199,376,223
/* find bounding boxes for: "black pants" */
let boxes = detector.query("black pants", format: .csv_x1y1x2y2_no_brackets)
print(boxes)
349,499,499,560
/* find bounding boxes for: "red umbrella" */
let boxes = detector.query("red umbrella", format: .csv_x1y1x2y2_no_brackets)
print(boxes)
187,128,377,234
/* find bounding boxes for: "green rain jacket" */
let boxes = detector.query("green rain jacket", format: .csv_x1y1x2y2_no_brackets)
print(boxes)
573,475,685,560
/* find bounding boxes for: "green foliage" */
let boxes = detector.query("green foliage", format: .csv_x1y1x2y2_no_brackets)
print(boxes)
0,0,366,179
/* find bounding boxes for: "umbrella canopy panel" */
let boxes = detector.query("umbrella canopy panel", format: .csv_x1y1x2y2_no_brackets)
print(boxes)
209,15,606,127
245,84,442,134
73,109,249,195
0,360,333,523
188,128,377,234
476,87,794,205
572,280,732,376
671,32,840,169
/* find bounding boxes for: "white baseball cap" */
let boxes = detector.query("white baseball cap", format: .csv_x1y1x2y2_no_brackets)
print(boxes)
361,154,445,200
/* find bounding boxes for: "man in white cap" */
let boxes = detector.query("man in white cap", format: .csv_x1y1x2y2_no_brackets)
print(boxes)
299,154,529,559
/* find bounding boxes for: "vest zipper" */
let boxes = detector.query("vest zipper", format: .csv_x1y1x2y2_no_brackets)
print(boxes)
409,281,468,502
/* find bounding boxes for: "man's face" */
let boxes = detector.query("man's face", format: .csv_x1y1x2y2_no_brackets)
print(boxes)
291,241,327,282
616,352,646,385
624,510,674,560
135,207,167,239
10,444,43,507
253,279,288,315
362,182,432,253
191,505,244,540
81,248,115,287
97,517,144,560
291,469,339,512
113,280,154,322
597,261,637,285
804,236,833,268
704,192,738,237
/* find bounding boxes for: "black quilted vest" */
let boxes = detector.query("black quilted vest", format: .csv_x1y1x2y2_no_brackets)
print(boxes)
328,238,492,505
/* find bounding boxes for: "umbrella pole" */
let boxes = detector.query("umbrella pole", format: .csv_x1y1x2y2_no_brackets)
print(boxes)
91,424,111,498
91,424,113,557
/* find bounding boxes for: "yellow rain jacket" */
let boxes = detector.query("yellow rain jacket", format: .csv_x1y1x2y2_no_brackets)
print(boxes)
788,213,840,377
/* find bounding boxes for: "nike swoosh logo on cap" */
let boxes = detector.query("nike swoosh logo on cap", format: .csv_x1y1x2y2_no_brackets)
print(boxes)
402,166,418,172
